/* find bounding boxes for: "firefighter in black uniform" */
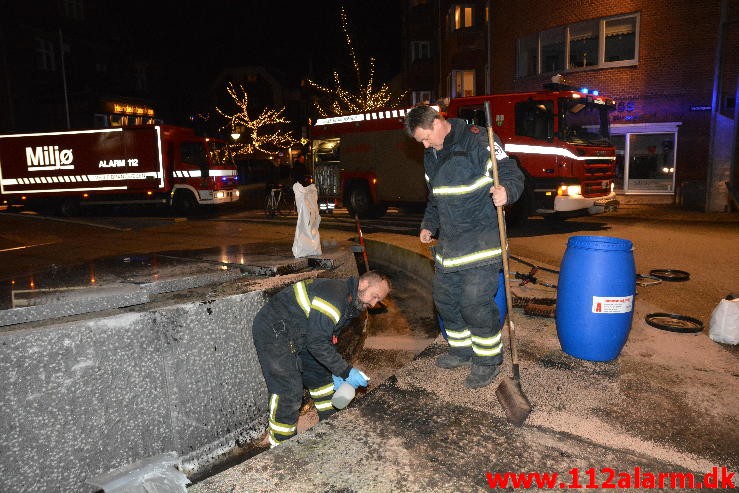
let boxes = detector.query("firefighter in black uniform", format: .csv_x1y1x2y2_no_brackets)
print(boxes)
405,105,524,389
252,271,391,447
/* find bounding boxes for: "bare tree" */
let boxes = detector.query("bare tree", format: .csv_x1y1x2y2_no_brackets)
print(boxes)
306,6,406,117
216,82,296,157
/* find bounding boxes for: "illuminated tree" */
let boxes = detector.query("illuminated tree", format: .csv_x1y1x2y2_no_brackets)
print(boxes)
216,82,296,157
306,6,406,117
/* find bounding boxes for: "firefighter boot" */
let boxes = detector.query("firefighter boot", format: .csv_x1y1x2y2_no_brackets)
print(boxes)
464,364,500,388
435,352,472,369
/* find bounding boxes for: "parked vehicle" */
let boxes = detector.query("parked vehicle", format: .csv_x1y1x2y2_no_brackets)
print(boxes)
0,125,239,215
310,83,619,224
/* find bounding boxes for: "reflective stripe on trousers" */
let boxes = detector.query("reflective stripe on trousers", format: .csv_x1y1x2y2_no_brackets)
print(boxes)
268,393,297,447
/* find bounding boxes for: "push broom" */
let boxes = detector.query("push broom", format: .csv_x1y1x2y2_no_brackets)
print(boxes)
484,101,532,427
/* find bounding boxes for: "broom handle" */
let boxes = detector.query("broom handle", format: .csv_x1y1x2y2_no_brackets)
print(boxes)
483,102,520,380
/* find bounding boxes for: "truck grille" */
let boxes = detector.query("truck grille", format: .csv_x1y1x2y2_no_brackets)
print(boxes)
582,180,611,197
582,160,614,198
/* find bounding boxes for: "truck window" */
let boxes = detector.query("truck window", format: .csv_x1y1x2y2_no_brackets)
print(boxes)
457,108,487,127
180,141,209,177
515,100,553,140
559,98,611,146
181,141,208,167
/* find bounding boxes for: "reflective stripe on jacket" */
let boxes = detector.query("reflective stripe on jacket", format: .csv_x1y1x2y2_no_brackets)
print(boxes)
259,277,360,378
421,119,524,273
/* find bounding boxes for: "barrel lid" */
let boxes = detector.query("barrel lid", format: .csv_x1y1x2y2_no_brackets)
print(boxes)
567,235,633,251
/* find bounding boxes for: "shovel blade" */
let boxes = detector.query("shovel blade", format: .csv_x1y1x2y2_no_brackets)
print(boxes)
495,376,532,427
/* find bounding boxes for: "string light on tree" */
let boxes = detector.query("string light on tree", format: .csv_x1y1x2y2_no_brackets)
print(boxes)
215,82,296,158
306,6,406,117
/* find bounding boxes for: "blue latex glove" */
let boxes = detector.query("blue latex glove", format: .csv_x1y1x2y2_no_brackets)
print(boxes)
332,374,345,391
346,368,369,389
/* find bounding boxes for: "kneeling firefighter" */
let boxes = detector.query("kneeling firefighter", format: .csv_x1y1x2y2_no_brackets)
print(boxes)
252,271,391,447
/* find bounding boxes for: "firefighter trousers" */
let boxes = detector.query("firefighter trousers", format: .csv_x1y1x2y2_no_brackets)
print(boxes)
252,314,337,447
434,263,504,366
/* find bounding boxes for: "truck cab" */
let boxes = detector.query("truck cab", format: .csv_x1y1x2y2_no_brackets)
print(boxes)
448,85,619,221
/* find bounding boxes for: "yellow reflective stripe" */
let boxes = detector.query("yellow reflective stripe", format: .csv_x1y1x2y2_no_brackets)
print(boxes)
293,281,311,317
448,338,472,347
268,433,280,447
445,328,471,339
436,248,502,268
311,297,341,324
309,383,335,398
269,428,295,448
314,400,334,411
269,394,279,420
473,343,502,356
471,333,502,347
269,394,297,434
432,176,493,196
269,418,297,434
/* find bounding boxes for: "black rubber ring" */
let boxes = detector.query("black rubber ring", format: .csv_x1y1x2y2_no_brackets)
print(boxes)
645,312,703,333
649,269,690,282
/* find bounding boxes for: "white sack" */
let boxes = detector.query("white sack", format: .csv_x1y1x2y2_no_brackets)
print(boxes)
292,182,322,258
708,298,739,345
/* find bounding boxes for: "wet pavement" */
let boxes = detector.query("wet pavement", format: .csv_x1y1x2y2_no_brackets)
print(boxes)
1,205,737,491
188,231,738,493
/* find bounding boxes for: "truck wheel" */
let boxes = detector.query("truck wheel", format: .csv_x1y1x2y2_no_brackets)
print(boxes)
346,184,373,218
172,190,198,216
346,182,387,218
504,178,533,228
57,198,80,217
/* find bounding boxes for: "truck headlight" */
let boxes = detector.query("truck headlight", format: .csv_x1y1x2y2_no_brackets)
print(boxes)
558,184,581,197
215,191,226,199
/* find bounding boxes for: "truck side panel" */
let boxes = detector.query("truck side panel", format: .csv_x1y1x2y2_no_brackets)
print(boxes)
0,128,162,198
341,130,427,203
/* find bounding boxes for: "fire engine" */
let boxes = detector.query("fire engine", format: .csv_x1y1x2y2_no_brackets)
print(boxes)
0,125,240,215
310,84,619,223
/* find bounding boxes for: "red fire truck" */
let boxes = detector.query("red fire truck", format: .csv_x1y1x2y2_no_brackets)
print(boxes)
0,125,240,215
310,84,619,223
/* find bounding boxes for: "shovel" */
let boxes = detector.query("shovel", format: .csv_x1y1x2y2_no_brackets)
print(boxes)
483,101,532,427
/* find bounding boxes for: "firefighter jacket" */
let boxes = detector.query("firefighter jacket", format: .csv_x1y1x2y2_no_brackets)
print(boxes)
256,277,361,378
421,118,525,273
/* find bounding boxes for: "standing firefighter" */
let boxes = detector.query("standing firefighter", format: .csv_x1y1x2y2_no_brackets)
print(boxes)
405,105,524,388
252,271,391,447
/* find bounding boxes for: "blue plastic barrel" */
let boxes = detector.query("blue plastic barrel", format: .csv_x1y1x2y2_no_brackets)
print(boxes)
556,235,636,361
439,270,507,339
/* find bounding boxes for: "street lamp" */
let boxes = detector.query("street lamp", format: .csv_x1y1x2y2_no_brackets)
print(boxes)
231,125,244,141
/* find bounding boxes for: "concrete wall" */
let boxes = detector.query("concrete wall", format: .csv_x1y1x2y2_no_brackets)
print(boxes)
0,249,359,493
0,291,267,493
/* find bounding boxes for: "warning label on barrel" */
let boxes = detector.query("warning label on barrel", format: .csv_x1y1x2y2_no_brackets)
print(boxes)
591,295,633,313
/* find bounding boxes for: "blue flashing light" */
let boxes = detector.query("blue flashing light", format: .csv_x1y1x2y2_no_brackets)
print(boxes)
593,90,599,96
580,87,589,94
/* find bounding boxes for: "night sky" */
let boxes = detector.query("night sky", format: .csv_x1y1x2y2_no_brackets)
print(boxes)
116,0,403,109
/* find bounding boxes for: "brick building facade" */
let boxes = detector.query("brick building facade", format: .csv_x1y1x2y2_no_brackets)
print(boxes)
402,0,737,210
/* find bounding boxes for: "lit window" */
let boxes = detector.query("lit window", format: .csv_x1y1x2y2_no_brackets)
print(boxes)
515,13,639,77
569,19,599,69
604,15,638,64
449,70,475,98
450,5,473,31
